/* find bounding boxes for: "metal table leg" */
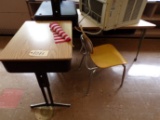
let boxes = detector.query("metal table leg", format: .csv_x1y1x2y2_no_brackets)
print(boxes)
134,29,146,61
30,72,71,108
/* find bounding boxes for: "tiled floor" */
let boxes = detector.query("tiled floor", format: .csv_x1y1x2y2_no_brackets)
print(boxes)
0,35,160,120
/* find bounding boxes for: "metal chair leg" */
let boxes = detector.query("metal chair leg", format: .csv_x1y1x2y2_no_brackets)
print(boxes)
79,45,84,53
78,53,86,70
120,64,126,87
86,69,96,95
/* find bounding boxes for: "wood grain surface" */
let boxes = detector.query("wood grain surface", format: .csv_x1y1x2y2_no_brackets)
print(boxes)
0,21,72,61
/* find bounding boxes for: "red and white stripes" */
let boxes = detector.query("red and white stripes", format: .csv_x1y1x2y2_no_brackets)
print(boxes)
49,22,71,43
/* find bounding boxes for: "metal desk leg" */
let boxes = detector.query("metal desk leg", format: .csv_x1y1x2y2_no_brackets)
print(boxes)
134,29,146,61
30,72,71,108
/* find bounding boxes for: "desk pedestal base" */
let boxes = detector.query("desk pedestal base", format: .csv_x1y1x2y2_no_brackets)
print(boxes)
30,72,70,108
30,102,70,108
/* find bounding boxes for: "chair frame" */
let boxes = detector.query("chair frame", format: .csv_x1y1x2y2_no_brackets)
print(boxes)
79,31,126,94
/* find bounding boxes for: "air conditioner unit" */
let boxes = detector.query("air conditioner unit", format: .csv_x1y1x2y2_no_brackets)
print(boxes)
80,0,147,31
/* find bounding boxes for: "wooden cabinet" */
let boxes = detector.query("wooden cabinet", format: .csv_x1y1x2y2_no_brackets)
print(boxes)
0,0,30,35
142,0,160,26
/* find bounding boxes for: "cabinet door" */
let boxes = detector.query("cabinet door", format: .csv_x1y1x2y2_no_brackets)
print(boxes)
0,0,29,12
0,13,30,34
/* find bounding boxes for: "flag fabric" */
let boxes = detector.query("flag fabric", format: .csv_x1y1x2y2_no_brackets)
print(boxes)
49,22,71,43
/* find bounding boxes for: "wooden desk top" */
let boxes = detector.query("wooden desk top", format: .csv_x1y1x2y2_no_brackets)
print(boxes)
77,9,156,29
0,21,72,61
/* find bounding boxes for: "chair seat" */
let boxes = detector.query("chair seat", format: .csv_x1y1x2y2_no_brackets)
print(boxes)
91,44,127,68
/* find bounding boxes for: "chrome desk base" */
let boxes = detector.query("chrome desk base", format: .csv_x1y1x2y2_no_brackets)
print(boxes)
30,72,70,108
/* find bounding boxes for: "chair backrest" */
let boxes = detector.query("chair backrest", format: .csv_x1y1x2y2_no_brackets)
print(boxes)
79,25,93,54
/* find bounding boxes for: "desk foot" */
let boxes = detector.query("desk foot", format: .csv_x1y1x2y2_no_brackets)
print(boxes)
30,102,71,108
34,73,71,109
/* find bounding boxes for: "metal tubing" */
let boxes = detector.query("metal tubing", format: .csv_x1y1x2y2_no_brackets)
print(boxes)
134,29,146,61
31,72,71,108
120,64,126,87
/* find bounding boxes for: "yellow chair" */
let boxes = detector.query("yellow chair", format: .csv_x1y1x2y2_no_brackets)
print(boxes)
79,26,127,94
